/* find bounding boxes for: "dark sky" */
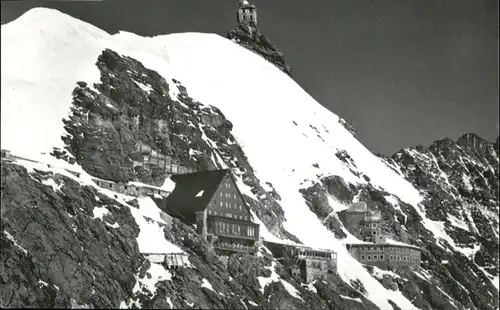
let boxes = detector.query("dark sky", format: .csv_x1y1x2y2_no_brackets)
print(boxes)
2,0,498,155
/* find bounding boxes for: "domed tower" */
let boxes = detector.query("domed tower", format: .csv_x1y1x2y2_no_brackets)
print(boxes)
237,0,258,30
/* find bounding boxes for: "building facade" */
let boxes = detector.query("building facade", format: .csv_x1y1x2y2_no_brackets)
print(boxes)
346,243,421,270
294,247,337,283
165,169,260,255
264,241,337,283
359,210,385,243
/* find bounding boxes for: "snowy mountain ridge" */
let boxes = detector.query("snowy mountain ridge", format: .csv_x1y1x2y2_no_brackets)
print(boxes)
1,7,498,310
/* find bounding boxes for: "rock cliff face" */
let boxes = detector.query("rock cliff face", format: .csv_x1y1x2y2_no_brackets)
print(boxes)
299,133,499,310
226,25,292,77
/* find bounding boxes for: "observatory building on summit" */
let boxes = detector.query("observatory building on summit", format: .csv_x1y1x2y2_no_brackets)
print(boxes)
237,0,258,31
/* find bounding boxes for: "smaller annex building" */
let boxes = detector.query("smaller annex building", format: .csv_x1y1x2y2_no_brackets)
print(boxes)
345,241,421,270
264,241,337,283
163,169,260,255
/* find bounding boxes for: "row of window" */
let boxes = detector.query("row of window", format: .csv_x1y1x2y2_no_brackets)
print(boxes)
361,254,385,261
214,222,256,237
217,222,241,235
247,226,256,237
364,223,379,228
223,182,232,189
219,192,237,199
208,210,249,221
298,249,334,259
389,255,416,262
358,246,413,253
360,254,416,262
222,201,243,210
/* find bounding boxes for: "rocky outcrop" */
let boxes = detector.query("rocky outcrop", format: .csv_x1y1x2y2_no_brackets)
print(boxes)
1,162,144,308
386,133,499,309
338,117,358,138
226,25,292,77
298,132,499,310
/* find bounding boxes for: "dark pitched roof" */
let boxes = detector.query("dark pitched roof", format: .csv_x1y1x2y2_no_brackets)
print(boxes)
165,169,230,219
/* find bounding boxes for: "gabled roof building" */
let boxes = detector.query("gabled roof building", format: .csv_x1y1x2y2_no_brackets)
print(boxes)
163,169,260,254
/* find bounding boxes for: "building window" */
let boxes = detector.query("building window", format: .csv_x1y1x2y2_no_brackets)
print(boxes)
365,223,369,228
361,255,365,260
380,255,384,260
373,231,376,235
373,255,377,261
367,255,371,261
372,223,376,228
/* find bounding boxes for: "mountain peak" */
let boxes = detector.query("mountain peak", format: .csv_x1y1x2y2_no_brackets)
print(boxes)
226,1,292,76
8,7,80,28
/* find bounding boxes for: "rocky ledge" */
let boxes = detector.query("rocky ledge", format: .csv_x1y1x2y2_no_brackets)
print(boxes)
226,25,292,77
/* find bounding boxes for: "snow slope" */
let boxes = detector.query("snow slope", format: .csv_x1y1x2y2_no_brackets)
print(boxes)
1,8,427,309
